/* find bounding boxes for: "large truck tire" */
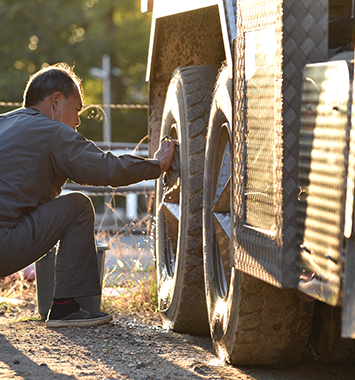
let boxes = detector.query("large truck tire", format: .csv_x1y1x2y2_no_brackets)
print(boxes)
203,64,314,366
155,65,218,335
309,302,355,364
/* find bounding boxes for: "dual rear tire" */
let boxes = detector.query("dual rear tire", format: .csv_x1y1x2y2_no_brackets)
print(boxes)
203,65,313,366
155,64,314,366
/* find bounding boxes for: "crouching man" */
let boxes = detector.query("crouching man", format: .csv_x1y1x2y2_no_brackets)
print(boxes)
0,63,174,327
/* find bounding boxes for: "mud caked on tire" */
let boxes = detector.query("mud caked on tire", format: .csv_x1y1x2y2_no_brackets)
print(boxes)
203,64,314,366
155,65,218,335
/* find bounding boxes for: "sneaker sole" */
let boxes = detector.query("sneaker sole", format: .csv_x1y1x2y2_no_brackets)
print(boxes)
46,313,112,328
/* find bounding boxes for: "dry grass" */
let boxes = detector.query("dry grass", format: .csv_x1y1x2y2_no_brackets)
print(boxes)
101,265,159,321
0,228,159,322
0,274,37,319
94,191,159,321
0,264,159,322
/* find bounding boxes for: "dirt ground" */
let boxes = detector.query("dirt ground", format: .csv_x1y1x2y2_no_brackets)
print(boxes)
1,285,355,380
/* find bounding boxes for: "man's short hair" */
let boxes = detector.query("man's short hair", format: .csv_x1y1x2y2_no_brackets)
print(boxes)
23,63,83,108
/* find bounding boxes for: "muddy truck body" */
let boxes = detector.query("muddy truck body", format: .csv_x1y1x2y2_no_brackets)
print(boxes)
142,0,355,366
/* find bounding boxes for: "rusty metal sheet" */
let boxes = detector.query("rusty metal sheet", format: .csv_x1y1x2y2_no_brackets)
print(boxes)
298,61,351,305
146,1,236,156
147,5,226,156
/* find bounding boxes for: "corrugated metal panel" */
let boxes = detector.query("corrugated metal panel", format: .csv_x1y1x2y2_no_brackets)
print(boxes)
233,0,328,288
298,61,351,305
244,27,277,232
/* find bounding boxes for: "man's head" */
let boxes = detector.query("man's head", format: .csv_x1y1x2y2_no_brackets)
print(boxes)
23,63,83,129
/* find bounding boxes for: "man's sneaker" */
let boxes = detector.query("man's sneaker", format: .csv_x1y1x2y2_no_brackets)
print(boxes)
46,308,112,328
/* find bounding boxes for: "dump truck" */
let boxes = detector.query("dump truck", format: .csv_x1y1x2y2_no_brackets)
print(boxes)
141,0,355,366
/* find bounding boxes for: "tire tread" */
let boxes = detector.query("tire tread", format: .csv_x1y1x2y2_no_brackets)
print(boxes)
160,65,218,335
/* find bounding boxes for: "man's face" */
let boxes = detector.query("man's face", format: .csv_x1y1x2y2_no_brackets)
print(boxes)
61,89,83,130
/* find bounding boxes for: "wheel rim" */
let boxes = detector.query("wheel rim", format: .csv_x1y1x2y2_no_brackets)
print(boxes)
159,124,180,279
211,122,232,300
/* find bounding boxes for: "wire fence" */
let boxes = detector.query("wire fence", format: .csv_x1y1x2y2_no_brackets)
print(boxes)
0,101,148,109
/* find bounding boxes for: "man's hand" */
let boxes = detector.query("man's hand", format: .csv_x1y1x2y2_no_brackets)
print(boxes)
154,138,176,173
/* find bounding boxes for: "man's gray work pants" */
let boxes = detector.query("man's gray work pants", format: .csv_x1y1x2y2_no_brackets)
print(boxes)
0,192,101,298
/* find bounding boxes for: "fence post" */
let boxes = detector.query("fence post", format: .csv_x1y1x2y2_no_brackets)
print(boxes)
126,193,138,220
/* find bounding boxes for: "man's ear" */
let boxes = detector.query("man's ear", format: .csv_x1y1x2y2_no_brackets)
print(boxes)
51,92,63,111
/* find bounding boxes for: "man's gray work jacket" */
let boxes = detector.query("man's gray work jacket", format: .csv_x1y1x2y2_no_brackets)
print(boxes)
0,108,161,228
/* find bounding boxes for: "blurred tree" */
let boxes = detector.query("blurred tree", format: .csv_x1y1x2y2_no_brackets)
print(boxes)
0,0,151,143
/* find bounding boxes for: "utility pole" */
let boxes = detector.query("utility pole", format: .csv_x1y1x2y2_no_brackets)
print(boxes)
102,54,111,143
90,56,138,222
89,55,113,226
89,54,113,143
